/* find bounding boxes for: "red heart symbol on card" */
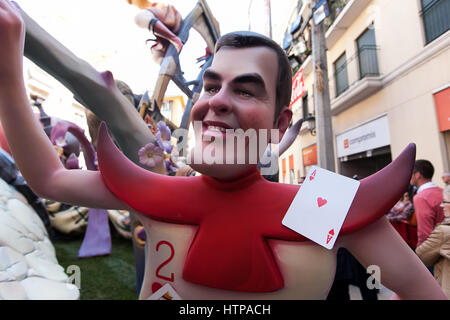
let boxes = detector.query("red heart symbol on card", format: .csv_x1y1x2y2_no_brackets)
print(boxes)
317,197,327,208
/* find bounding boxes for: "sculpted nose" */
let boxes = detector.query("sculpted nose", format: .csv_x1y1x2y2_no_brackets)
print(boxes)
208,88,232,115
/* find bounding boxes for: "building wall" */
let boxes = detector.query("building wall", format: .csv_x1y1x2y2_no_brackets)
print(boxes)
280,0,450,188
330,0,450,186
326,0,425,87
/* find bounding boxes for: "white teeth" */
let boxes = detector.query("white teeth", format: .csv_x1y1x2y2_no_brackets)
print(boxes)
207,125,227,132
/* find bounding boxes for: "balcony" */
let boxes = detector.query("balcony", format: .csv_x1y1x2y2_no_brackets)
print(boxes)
329,46,382,115
325,0,372,48
358,44,380,78
331,76,383,115
324,0,350,31
287,43,312,75
302,54,313,77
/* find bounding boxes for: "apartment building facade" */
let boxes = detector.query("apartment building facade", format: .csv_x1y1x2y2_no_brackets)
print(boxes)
280,0,450,187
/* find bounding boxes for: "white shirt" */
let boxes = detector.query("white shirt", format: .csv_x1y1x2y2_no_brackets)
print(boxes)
417,181,438,194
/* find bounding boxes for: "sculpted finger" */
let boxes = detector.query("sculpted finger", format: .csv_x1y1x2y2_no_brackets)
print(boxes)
9,1,21,9
7,0,22,17
0,0,13,10
0,0,20,17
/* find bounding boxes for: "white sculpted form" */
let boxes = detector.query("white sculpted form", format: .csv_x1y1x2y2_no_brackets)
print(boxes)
0,178,79,300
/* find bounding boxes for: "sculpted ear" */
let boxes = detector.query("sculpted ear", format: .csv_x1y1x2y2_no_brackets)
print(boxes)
272,107,292,142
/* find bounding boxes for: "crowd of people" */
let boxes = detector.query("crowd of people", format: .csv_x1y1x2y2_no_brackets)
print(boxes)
384,160,450,298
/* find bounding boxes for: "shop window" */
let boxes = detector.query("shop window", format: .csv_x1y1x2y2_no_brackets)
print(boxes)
334,52,349,97
357,25,379,79
421,0,450,44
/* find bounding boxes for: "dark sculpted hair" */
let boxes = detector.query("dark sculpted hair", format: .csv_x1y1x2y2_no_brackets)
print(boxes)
215,31,292,121
413,159,435,180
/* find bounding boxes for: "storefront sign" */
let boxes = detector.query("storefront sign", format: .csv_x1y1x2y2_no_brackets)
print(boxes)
289,68,305,109
336,116,391,158
434,86,450,132
302,144,317,166
313,0,330,25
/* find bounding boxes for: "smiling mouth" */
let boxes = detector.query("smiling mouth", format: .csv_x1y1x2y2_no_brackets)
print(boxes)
201,121,234,138
207,125,228,133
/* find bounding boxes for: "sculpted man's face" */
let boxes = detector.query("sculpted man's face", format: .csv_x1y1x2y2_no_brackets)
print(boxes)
188,46,285,179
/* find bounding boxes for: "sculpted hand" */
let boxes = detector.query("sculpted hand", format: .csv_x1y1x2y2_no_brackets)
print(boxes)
0,0,25,85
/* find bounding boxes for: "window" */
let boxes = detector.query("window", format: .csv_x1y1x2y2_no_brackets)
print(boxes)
357,25,379,79
302,93,308,119
161,100,173,121
422,0,450,44
334,52,349,97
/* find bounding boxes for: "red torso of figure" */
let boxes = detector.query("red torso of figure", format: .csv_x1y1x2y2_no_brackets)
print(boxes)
173,170,304,292
97,124,415,293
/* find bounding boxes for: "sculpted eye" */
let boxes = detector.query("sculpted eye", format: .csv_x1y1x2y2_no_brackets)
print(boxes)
205,86,219,94
237,90,253,98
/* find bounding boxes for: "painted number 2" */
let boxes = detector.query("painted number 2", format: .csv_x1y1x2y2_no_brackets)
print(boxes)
155,240,175,282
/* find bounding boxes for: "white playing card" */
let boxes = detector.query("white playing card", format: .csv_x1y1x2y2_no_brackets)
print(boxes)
282,166,360,249
147,283,182,300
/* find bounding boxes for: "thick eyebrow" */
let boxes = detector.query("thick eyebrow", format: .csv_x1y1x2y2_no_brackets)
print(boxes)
203,69,222,82
232,73,267,92
203,69,267,92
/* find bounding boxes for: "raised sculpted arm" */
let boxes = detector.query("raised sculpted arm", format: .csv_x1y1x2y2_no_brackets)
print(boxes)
0,0,128,210
16,2,163,172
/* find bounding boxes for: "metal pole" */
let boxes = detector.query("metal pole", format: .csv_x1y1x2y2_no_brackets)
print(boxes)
248,0,253,31
265,0,272,38
311,0,335,171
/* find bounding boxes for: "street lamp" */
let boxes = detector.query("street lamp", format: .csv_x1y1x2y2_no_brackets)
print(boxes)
304,114,316,136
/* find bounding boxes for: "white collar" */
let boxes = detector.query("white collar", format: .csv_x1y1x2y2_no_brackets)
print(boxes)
417,182,437,194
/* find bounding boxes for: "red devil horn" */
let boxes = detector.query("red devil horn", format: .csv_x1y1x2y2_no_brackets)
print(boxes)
341,143,416,234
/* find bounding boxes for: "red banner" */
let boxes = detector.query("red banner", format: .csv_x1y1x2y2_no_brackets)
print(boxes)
434,86,450,132
289,68,305,109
